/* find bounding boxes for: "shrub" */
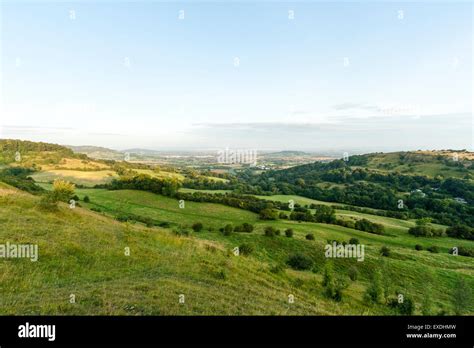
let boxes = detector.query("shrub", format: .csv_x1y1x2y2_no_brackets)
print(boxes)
446,225,474,240
222,224,233,236
279,212,288,219
36,193,58,211
285,229,294,238
305,233,315,240
90,207,102,213
234,222,254,233
143,218,154,228
116,214,131,222
83,195,90,203
349,237,359,245
259,208,278,220
322,262,347,301
214,269,227,280
269,264,285,274
287,254,313,270
408,225,443,237
354,218,384,234
415,244,423,251
364,270,384,304
52,179,75,202
322,262,334,288
264,226,278,237
332,278,348,302
451,246,474,257
348,266,359,281
192,222,203,232
380,246,391,257
238,243,254,256
388,295,415,315
427,246,439,253
173,227,190,237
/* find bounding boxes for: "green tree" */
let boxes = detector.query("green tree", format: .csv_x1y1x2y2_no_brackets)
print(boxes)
364,270,384,304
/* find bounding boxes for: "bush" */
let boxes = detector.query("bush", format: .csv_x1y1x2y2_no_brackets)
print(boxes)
36,193,59,211
415,244,423,251
285,229,294,238
192,222,203,232
427,246,439,253
305,233,315,240
264,226,278,237
349,237,359,245
173,227,190,237
322,262,347,301
279,212,288,219
90,207,102,213
52,179,75,202
408,225,443,237
364,270,384,304
259,208,278,220
354,218,384,234
214,269,227,280
238,243,254,256
269,264,285,274
380,246,391,257
348,266,359,281
450,246,474,257
388,295,415,315
287,254,313,270
83,195,90,203
116,214,131,222
446,225,474,240
322,262,334,287
234,222,254,233
222,224,233,236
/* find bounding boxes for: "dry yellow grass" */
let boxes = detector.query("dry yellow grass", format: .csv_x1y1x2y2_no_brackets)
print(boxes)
42,158,110,171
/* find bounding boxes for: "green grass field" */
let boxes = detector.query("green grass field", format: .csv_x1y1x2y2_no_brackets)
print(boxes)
0,184,387,315
62,187,474,315
0,179,473,315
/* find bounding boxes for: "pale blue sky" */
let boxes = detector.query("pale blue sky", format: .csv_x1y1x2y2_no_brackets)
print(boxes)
0,1,472,152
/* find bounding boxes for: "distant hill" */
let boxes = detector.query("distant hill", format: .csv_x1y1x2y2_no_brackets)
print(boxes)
359,150,474,179
66,145,124,160
244,150,474,227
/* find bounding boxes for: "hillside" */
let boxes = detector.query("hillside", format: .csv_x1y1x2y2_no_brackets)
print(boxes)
362,151,474,180
0,186,381,315
65,145,124,161
241,151,474,227
1,139,473,315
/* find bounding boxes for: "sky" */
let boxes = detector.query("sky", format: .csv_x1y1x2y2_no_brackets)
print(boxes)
0,1,472,153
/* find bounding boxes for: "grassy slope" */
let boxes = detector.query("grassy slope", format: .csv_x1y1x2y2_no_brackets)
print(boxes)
69,188,474,315
366,152,473,180
0,186,362,315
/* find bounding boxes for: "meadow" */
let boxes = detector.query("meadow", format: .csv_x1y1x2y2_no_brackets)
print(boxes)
1,140,473,315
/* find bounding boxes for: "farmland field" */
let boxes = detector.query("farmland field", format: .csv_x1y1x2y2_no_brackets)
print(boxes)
30,170,118,186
